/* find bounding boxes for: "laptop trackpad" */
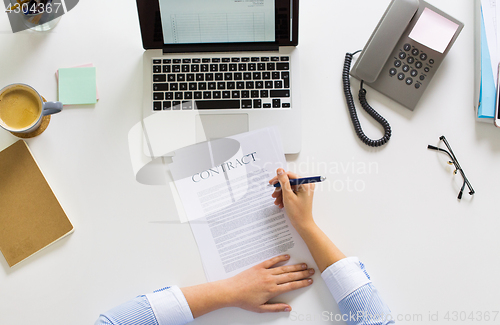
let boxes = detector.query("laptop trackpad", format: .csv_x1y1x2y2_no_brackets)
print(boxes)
195,114,249,142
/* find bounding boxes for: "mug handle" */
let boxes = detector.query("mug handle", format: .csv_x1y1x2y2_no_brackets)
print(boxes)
42,101,63,116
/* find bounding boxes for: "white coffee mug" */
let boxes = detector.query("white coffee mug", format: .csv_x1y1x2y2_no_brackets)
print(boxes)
0,83,63,134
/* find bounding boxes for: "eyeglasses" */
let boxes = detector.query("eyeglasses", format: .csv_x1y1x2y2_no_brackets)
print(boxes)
427,135,475,200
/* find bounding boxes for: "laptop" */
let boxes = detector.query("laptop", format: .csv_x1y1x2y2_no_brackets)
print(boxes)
137,0,301,157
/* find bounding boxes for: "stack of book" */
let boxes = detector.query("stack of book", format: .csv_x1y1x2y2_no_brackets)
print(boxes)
475,0,500,125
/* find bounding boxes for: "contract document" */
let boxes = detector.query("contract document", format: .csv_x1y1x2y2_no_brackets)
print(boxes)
169,128,312,281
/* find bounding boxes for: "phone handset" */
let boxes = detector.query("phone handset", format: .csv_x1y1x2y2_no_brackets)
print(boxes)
344,0,419,147
351,0,420,82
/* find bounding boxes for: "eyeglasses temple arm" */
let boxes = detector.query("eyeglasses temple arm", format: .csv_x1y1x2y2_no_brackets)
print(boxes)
429,144,475,196
427,145,454,161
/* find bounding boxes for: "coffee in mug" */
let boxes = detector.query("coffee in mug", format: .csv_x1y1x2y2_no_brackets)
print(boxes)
0,84,62,134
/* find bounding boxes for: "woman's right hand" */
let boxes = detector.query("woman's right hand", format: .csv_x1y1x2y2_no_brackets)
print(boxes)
269,168,316,231
269,168,346,272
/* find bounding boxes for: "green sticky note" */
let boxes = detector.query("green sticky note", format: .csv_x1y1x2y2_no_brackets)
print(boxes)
58,67,97,105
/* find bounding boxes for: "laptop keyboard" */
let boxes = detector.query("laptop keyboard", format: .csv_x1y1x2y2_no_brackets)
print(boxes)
151,56,290,111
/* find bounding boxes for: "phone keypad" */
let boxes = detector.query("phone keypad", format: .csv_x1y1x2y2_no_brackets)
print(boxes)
390,43,434,90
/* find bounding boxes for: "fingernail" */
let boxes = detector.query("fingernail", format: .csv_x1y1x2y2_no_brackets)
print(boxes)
284,254,290,259
284,307,291,312
301,263,307,269
309,269,315,274
308,279,313,284
277,169,284,175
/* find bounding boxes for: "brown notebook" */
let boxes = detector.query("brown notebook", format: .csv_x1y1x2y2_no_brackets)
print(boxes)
0,140,74,267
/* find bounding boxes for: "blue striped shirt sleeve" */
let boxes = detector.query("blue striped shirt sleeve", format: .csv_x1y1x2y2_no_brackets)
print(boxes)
95,295,158,325
321,257,395,325
95,285,194,325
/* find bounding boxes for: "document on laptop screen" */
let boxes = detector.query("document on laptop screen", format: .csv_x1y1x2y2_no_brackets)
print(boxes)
159,0,276,44
168,128,311,281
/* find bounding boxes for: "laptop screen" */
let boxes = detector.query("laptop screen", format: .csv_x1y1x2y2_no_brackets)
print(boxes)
137,0,299,51
159,0,276,45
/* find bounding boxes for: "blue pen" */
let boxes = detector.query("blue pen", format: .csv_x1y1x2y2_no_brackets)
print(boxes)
269,176,326,188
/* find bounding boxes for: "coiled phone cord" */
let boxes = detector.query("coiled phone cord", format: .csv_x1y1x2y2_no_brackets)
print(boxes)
342,51,392,147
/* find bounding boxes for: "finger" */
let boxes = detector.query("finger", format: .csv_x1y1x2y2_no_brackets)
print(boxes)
270,171,302,188
274,198,283,207
260,254,290,269
273,192,283,205
272,188,283,206
279,171,311,196
269,175,279,185
286,171,302,179
276,278,313,294
270,263,308,275
292,184,315,198
275,196,284,208
271,170,307,197
271,187,282,198
298,182,315,194
257,303,292,313
280,169,314,197
283,171,315,195
277,168,293,196
276,269,315,285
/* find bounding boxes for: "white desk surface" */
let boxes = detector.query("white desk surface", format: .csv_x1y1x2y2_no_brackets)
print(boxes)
1,1,499,324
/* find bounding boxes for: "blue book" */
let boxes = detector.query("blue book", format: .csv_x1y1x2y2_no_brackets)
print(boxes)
478,8,496,119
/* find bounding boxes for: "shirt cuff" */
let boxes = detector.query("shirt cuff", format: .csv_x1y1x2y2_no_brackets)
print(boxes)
321,256,372,303
146,286,194,325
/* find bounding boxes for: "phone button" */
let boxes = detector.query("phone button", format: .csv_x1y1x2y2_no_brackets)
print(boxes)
398,52,406,59
411,49,419,56
415,61,423,69
405,78,413,85
403,44,411,51
420,53,428,61
389,68,397,76
407,57,415,64
394,60,402,67
415,83,421,89
410,70,418,77
397,73,405,80
402,65,410,72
